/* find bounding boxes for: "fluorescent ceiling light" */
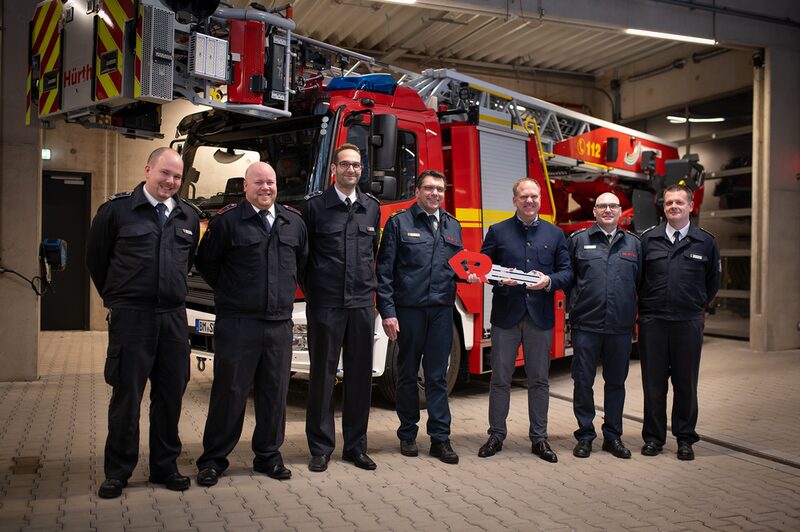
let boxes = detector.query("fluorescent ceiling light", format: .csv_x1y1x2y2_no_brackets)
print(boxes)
384,0,417,4
625,28,717,45
667,115,725,124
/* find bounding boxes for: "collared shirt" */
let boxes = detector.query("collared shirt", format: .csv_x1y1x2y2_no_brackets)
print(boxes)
141,186,176,216
666,221,690,243
516,214,539,227
602,228,617,240
250,202,276,226
333,184,357,206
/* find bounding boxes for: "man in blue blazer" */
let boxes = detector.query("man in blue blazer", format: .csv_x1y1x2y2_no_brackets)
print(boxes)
477,178,573,463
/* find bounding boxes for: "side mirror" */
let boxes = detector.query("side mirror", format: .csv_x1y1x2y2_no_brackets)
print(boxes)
371,114,397,171
371,175,397,200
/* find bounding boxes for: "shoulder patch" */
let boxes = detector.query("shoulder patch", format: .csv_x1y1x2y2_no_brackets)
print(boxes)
107,191,131,201
217,203,238,215
282,204,302,216
568,228,587,239
304,190,323,201
389,209,406,218
640,225,658,236
364,192,380,204
698,227,716,239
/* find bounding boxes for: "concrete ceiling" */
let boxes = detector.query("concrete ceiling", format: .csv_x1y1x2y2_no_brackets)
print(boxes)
232,0,724,81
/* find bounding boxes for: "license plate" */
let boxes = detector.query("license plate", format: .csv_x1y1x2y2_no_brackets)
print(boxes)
195,319,215,336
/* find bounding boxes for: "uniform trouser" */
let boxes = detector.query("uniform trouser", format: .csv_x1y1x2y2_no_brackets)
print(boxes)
488,314,552,443
571,330,632,442
305,305,374,457
395,305,453,444
103,308,190,481
197,318,292,473
639,318,704,446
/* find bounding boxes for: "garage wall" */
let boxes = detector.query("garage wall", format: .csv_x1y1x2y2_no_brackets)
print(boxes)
41,100,199,330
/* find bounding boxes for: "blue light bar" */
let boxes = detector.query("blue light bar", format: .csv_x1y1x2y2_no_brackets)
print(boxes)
325,74,397,95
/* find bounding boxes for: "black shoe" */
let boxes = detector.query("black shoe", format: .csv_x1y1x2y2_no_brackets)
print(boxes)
308,455,330,472
532,440,558,463
573,440,592,458
641,441,663,456
197,467,220,487
148,472,190,491
255,463,292,480
342,452,377,471
478,435,503,458
400,440,418,457
430,441,459,464
677,442,695,461
602,439,632,459
97,478,126,499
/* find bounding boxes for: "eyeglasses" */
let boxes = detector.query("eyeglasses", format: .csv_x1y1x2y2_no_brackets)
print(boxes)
420,185,445,193
336,161,362,170
595,203,621,211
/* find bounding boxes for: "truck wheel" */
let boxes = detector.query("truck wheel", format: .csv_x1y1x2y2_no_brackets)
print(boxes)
377,324,462,407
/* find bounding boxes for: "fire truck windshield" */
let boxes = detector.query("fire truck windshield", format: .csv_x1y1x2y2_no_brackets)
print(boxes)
179,112,335,217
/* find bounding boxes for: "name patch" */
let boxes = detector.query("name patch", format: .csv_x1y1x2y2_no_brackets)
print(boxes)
583,244,597,249
182,228,193,236
690,253,704,260
407,232,420,237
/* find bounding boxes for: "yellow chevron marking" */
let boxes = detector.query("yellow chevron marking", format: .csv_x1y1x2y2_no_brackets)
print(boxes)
98,70,120,98
43,35,61,74
97,21,118,55
104,0,128,33
42,87,58,115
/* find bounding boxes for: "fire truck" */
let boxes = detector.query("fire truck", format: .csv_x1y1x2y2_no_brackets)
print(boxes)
27,0,705,402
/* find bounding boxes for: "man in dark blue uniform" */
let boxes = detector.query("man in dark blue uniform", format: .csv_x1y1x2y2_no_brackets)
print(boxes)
477,178,572,463
568,192,641,460
639,184,720,461
194,162,307,486
303,143,381,472
377,169,471,464
87,147,200,498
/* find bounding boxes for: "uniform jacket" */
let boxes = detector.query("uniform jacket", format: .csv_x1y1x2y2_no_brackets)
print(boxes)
568,224,642,334
376,204,463,318
86,182,200,311
481,216,573,330
638,222,721,321
195,200,308,320
302,186,381,308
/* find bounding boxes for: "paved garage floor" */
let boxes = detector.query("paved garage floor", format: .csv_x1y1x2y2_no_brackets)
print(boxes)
0,332,798,531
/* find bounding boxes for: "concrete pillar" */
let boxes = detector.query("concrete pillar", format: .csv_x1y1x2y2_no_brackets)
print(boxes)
750,46,800,351
0,0,41,380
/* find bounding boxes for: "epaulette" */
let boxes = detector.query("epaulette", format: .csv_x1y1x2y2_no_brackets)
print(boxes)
389,209,406,218
441,209,456,219
698,227,716,238
107,191,131,201
364,192,380,204
216,203,238,215
282,204,302,216
640,225,658,236
568,228,587,239
623,228,641,240
304,190,323,201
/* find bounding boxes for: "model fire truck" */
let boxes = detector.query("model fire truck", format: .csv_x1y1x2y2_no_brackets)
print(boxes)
27,0,705,402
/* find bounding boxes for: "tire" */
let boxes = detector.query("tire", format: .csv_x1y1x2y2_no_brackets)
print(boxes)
377,323,462,407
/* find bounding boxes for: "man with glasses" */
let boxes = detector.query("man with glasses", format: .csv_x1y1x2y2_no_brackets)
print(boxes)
194,162,307,486
377,170,471,464
568,192,641,460
303,143,382,472
638,185,720,461
477,178,572,463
